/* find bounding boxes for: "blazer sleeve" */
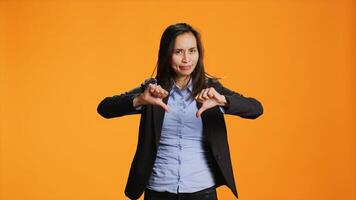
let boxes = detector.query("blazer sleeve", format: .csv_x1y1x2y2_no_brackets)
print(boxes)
214,80,263,119
97,86,143,119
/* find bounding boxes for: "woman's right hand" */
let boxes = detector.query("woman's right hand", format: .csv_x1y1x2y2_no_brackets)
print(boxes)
133,83,170,112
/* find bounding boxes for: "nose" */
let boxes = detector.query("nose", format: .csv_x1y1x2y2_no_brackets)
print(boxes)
182,51,190,63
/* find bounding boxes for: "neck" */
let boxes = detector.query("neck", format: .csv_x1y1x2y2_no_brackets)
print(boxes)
174,75,191,90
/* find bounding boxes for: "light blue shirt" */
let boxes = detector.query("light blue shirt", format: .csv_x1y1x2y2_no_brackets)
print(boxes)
146,79,217,193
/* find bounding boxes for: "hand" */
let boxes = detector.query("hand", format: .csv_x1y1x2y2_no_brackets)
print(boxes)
195,87,227,118
133,83,170,112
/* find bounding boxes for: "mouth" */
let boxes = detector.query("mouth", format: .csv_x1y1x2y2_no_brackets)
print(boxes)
179,65,191,70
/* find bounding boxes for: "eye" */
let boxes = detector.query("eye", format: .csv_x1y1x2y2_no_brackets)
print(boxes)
174,50,183,54
189,48,197,53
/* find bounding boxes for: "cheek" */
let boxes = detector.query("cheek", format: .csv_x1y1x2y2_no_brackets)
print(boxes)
171,56,180,66
194,53,199,61
193,54,199,64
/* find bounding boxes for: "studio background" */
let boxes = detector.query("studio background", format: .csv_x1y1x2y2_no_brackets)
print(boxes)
1,0,355,199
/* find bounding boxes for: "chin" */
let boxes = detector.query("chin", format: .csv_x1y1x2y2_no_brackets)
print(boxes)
177,71,193,77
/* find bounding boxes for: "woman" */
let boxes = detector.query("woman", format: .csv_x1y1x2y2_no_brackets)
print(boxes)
97,23,263,200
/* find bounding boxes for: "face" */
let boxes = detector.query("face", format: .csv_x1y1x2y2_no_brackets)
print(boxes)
171,32,199,80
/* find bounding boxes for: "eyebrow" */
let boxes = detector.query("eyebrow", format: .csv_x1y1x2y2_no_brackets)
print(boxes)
174,47,197,51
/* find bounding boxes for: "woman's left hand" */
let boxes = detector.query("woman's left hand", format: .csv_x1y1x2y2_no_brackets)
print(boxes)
195,87,228,118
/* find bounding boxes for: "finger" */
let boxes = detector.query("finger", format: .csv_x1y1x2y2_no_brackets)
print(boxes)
152,92,162,98
161,90,169,98
157,101,169,112
156,85,168,98
202,88,210,100
148,83,156,93
196,89,206,102
196,107,206,118
199,88,208,101
196,94,204,103
153,87,162,96
195,93,202,102
206,88,214,99
159,87,169,96
158,89,169,98
149,85,162,98
195,98,203,103
197,89,206,101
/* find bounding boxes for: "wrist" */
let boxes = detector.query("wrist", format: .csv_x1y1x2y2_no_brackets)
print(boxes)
133,94,145,107
219,95,228,107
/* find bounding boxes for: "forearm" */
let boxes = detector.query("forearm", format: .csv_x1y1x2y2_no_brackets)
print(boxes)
215,81,263,119
224,94,263,119
97,87,142,118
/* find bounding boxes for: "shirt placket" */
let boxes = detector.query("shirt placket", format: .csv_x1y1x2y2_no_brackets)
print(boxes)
176,89,187,192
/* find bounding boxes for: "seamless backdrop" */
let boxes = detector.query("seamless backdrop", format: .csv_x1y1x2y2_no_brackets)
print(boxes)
1,0,355,200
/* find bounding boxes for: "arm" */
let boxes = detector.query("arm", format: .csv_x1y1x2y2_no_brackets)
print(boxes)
216,81,263,119
97,86,143,119
97,79,170,119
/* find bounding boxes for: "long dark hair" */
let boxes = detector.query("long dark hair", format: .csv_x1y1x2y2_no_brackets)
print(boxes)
153,22,217,99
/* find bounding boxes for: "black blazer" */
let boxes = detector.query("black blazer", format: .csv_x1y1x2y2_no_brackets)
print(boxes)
97,78,263,200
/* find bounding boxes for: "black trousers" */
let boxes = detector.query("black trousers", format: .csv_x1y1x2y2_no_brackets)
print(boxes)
144,186,218,200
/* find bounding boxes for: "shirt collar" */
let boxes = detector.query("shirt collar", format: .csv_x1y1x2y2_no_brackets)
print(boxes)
170,77,193,94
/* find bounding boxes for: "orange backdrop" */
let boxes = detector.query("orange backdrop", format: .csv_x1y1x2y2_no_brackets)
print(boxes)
1,0,355,199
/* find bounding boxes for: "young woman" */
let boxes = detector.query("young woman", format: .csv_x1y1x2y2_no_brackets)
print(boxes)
97,23,263,200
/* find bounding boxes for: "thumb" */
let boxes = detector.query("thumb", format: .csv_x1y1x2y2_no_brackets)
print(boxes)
157,101,170,112
196,107,206,118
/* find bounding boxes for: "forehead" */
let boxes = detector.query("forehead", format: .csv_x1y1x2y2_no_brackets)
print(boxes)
174,32,197,49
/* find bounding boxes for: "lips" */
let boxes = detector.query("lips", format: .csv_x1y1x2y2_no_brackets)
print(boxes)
179,65,191,70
